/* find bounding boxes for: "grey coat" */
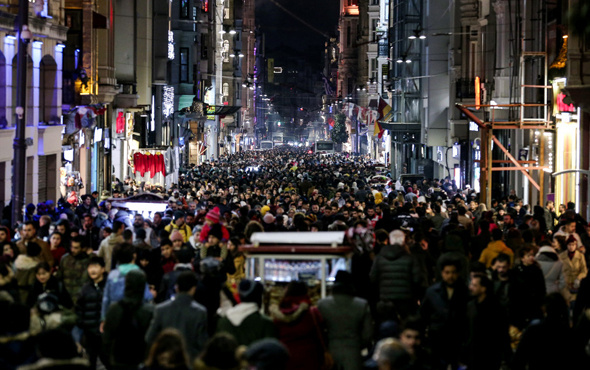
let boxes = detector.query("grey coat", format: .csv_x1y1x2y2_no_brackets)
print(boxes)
317,294,372,370
145,293,208,359
536,246,566,295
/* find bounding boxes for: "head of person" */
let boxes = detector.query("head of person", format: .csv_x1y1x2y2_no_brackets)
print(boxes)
438,255,461,287
566,235,578,253
198,333,240,369
22,221,37,241
83,214,93,229
26,242,42,258
491,253,511,277
519,245,537,266
469,272,493,301
161,239,174,260
389,229,405,247
70,236,85,256
374,338,411,370
238,279,264,307
208,224,223,245
175,270,198,295
399,316,424,356
49,232,62,249
503,213,514,227
135,228,147,242
87,256,105,281
153,212,162,225
2,242,19,260
113,220,125,235
491,228,503,241
133,214,144,228
169,230,184,249
35,262,52,285
145,328,189,369
245,338,290,370
83,195,92,206
113,242,136,266
564,219,576,234
173,211,186,227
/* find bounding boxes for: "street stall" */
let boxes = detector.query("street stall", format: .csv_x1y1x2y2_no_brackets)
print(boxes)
240,231,353,298
108,193,168,221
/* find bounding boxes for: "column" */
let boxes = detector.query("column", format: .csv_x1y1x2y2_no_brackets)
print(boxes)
32,40,42,126
4,35,16,126
54,44,65,118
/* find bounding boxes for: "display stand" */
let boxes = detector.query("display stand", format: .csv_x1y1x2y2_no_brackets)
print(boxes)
239,232,353,298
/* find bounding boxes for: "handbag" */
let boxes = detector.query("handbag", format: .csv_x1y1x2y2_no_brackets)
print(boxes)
310,306,334,370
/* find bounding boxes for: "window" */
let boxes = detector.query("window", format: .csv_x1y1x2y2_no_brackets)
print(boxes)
223,40,229,62
201,34,208,59
180,0,189,19
371,58,378,79
372,19,379,41
347,26,351,47
180,48,189,82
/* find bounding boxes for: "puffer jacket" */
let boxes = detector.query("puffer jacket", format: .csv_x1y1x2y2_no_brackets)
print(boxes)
536,246,566,294
14,254,41,304
369,244,424,302
57,252,90,303
75,275,106,334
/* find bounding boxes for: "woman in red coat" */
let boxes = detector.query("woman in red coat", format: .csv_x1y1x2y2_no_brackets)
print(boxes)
270,281,325,370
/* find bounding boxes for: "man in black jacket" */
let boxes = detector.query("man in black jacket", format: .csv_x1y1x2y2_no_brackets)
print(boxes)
76,256,106,369
420,254,469,369
145,271,208,360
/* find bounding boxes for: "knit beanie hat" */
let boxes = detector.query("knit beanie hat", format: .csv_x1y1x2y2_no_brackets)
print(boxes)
205,207,221,223
260,205,271,216
170,230,184,242
174,210,185,221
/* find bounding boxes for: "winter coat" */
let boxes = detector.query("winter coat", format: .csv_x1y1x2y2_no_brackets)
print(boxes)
26,275,73,309
56,252,90,304
14,255,41,305
508,264,546,328
97,233,123,272
269,299,323,370
479,240,514,268
0,267,19,302
369,244,424,302
560,250,588,288
536,246,566,294
16,238,53,268
420,281,469,365
145,293,208,360
216,302,277,346
75,277,106,334
102,270,154,369
317,294,372,370
101,264,153,320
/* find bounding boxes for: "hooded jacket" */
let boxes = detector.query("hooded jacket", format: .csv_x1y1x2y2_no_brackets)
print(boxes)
216,302,276,346
536,246,566,294
97,234,123,272
369,244,424,302
101,263,153,320
14,254,41,304
102,269,154,368
56,252,90,304
479,240,514,268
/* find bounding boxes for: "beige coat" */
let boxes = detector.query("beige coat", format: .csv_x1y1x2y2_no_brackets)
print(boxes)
559,250,588,301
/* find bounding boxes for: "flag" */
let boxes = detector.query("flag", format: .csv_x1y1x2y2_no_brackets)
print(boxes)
378,97,392,120
373,120,384,138
327,117,335,127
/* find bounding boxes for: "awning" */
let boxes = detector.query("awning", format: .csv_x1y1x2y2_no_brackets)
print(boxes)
379,121,422,133
178,95,196,110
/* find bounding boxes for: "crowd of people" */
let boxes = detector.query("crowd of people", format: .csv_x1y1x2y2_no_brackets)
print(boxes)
1,147,590,370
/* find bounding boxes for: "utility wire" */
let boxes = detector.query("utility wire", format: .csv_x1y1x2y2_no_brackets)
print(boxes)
268,0,330,38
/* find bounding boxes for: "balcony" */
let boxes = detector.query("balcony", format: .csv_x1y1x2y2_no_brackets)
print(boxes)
456,78,476,100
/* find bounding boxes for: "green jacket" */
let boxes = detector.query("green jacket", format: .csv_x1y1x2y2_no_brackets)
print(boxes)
216,302,277,346
57,253,90,304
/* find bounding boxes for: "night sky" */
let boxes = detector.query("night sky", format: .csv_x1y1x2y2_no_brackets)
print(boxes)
255,0,340,55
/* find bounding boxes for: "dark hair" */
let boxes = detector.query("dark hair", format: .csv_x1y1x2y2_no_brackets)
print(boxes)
122,229,133,241
23,221,37,230
71,235,85,248
113,220,125,232
113,243,135,264
199,333,240,369
88,256,105,267
2,242,19,260
145,328,189,368
283,281,308,299
176,271,198,293
472,272,494,295
437,254,462,272
492,253,512,266
34,262,51,274
400,315,424,335
491,228,503,241
518,245,536,260
135,228,146,240
26,242,41,257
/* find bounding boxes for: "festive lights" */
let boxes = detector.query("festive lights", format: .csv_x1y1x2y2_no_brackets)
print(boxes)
168,31,175,60
163,86,175,117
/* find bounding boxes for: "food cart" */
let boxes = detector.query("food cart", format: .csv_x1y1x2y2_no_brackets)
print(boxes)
239,231,353,298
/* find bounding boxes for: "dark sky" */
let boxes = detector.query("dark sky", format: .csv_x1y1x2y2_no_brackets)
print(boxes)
255,0,340,55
